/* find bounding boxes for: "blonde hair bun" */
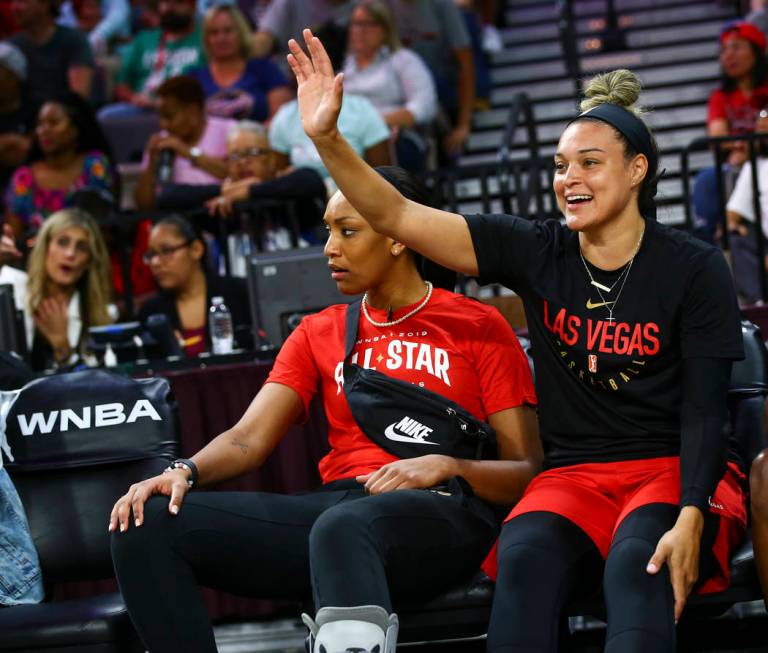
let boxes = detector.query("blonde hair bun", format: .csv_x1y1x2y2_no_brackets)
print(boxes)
579,69,643,117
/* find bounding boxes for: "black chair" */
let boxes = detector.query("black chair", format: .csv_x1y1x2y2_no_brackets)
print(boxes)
396,320,768,645
0,370,178,653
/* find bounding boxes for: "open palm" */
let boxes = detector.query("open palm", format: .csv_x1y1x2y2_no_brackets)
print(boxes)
287,29,343,140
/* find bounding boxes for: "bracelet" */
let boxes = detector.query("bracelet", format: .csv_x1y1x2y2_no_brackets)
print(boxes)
164,458,199,488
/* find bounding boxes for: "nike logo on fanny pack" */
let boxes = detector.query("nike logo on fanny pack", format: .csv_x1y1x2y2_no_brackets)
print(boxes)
384,416,439,445
586,299,616,309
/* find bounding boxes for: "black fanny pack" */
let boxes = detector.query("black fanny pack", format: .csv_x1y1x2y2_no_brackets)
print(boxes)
342,300,497,461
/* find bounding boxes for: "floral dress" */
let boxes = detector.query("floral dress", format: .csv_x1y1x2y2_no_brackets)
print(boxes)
6,151,114,231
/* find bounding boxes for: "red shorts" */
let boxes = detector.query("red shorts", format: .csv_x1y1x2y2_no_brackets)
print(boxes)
482,457,747,594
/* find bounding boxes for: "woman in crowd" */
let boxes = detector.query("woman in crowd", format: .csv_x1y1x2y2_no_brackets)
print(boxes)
109,165,540,653
134,75,231,211
189,5,291,122
289,32,747,652
137,214,251,357
342,0,437,172
693,20,768,242
0,208,113,370
4,93,115,240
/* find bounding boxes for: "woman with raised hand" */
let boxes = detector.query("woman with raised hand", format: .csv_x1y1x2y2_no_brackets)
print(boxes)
288,30,747,652
109,164,539,653
0,208,113,370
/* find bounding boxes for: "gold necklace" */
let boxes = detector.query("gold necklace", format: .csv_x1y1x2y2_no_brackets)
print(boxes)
580,224,645,323
362,282,433,327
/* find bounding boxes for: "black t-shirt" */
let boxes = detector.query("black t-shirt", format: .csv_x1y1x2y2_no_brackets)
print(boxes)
10,27,93,109
466,214,744,469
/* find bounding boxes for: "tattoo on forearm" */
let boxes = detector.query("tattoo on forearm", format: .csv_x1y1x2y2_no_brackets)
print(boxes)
231,438,249,454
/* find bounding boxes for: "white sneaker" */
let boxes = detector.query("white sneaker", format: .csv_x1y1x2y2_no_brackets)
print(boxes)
482,24,504,52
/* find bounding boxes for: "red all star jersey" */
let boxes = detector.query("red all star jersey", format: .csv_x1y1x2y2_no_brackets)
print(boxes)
266,288,537,483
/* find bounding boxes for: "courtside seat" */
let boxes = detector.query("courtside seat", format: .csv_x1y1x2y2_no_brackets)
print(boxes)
0,370,178,653
398,571,494,644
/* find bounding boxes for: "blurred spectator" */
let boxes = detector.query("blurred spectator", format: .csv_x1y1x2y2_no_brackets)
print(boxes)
0,42,33,212
189,5,291,121
135,75,231,210
58,0,130,54
130,0,160,31
137,214,250,357
0,207,114,370
206,120,327,243
725,110,768,301
5,92,115,240
10,0,94,105
268,93,390,183
99,0,204,119
252,0,355,69
384,0,475,158
454,0,492,109
748,0,768,37
1,0,20,38
343,0,436,172
693,20,768,242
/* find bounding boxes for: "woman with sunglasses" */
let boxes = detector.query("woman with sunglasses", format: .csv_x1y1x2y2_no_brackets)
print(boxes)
136,214,250,356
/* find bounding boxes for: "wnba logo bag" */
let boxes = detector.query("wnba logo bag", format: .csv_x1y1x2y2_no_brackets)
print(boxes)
342,301,497,461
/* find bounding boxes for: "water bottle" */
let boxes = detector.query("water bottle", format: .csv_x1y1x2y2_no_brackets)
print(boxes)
210,296,234,354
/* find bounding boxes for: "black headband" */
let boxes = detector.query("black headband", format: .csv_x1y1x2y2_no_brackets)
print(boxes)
571,103,657,173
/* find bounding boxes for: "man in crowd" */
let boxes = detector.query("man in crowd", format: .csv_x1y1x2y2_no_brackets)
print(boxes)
9,0,94,105
385,0,475,157
252,0,355,69
207,120,327,246
100,0,204,118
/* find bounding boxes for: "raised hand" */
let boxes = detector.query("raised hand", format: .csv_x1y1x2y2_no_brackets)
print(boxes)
33,297,69,349
287,29,344,141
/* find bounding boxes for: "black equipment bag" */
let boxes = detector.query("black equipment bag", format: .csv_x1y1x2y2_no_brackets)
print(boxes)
342,300,497,461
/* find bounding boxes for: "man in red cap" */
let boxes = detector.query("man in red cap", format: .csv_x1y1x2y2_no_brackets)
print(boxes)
691,20,768,244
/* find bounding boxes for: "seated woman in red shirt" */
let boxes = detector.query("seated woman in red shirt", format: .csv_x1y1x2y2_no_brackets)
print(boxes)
110,166,540,653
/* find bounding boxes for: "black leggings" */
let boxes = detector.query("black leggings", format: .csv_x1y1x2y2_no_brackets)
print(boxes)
111,479,498,653
486,504,720,653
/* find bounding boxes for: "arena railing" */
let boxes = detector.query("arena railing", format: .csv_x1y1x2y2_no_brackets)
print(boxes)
680,131,768,302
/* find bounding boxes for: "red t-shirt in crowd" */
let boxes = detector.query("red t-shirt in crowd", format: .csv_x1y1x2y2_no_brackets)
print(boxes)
266,288,537,484
707,83,768,134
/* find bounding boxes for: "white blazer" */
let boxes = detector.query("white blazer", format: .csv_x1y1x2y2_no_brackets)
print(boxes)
0,266,83,352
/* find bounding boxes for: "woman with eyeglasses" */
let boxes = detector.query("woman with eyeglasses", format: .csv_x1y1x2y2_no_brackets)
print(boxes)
0,207,114,370
136,214,250,357
206,121,327,245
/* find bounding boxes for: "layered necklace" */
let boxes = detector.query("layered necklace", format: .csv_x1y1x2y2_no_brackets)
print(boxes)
362,281,433,327
579,224,645,324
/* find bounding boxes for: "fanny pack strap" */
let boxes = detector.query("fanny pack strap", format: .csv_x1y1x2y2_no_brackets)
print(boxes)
343,300,363,363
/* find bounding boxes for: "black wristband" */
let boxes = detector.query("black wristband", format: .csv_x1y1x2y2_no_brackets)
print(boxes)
164,458,199,488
